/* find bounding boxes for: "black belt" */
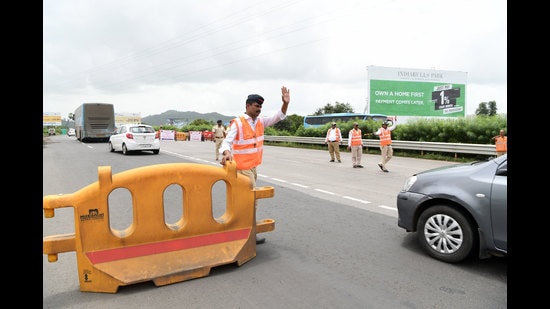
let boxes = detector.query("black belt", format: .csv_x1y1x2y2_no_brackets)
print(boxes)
329,140,337,142
215,137,224,139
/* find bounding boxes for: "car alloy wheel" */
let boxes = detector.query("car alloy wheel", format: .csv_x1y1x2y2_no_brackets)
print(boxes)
416,205,475,263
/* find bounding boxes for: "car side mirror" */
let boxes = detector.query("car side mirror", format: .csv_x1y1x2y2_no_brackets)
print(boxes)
496,168,507,176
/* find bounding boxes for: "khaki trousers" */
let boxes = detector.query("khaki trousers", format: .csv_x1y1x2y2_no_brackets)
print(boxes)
215,138,223,159
379,145,393,168
327,141,341,160
238,167,258,208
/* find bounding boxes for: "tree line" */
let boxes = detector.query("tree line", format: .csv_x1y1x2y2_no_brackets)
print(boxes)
50,100,505,147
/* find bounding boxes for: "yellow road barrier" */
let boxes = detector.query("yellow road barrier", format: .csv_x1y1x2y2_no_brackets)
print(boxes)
43,161,275,293
175,131,187,141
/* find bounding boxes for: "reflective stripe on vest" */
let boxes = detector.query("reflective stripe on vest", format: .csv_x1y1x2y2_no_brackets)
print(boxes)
232,116,264,170
495,136,507,152
350,129,362,146
379,128,392,146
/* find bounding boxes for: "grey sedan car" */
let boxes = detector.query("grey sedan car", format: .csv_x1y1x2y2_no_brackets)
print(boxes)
397,154,507,263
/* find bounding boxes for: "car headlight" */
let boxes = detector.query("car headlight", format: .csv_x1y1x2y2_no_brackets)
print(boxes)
401,175,417,192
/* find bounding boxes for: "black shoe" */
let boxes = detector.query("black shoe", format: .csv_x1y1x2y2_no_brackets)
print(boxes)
383,168,389,173
256,236,266,244
329,160,335,162
338,160,341,163
377,163,384,171
357,165,364,168
353,165,357,168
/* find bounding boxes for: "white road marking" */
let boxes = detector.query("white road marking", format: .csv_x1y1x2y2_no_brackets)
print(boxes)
290,183,309,188
163,152,395,215
343,196,372,204
315,189,336,195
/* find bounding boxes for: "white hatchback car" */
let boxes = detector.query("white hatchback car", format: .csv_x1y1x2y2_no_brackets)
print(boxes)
109,124,160,155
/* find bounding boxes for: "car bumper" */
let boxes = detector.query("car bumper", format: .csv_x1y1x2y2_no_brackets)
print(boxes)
396,191,432,232
125,140,160,151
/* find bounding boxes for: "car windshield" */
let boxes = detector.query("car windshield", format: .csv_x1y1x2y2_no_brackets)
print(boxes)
131,126,154,133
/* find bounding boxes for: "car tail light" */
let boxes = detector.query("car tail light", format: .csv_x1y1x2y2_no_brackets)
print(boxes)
126,133,134,139
155,131,160,139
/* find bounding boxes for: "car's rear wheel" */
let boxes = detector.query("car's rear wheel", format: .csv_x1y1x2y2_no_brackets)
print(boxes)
122,144,129,155
416,205,476,263
153,149,159,154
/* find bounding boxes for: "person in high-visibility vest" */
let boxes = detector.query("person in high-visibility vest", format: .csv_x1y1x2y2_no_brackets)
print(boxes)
372,120,397,172
492,129,507,157
347,122,364,168
219,86,291,245
325,122,342,163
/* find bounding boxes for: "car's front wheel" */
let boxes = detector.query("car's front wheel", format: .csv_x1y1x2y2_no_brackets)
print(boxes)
109,142,115,152
416,205,476,263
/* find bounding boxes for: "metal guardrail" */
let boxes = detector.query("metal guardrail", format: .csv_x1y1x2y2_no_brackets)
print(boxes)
264,136,496,157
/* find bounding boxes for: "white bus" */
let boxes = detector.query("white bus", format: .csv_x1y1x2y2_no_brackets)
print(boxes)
303,113,388,128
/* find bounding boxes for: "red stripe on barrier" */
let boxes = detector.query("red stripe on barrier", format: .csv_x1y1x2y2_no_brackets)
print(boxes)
86,228,251,264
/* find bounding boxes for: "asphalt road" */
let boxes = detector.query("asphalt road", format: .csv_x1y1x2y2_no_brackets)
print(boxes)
43,135,507,308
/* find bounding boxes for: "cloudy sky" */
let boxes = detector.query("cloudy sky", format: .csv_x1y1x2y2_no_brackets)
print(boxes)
43,0,507,119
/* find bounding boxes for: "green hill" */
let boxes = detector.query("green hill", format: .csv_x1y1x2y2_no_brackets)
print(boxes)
141,110,235,127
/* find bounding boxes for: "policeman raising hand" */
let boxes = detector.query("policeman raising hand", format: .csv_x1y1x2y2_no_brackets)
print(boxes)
219,86,290,244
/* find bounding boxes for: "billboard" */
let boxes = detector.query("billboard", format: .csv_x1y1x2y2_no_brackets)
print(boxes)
115,112,141,127
367,66,467,117
43,112,62,126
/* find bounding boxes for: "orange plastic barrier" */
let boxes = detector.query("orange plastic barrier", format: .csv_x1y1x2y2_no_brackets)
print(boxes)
175,131,187,141
43,161,275,293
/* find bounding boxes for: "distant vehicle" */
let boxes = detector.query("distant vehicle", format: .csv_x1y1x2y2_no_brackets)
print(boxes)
70,103,115,142
108,124,160,155
396,154,507,263
67,128,76,136
303,113,388,128
48,128,56,136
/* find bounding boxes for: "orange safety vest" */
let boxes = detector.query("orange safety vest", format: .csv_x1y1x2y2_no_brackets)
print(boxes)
495,136,507,152
350,129,362,146
326,128,341,142
232,116,264,170
379,128,392,146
